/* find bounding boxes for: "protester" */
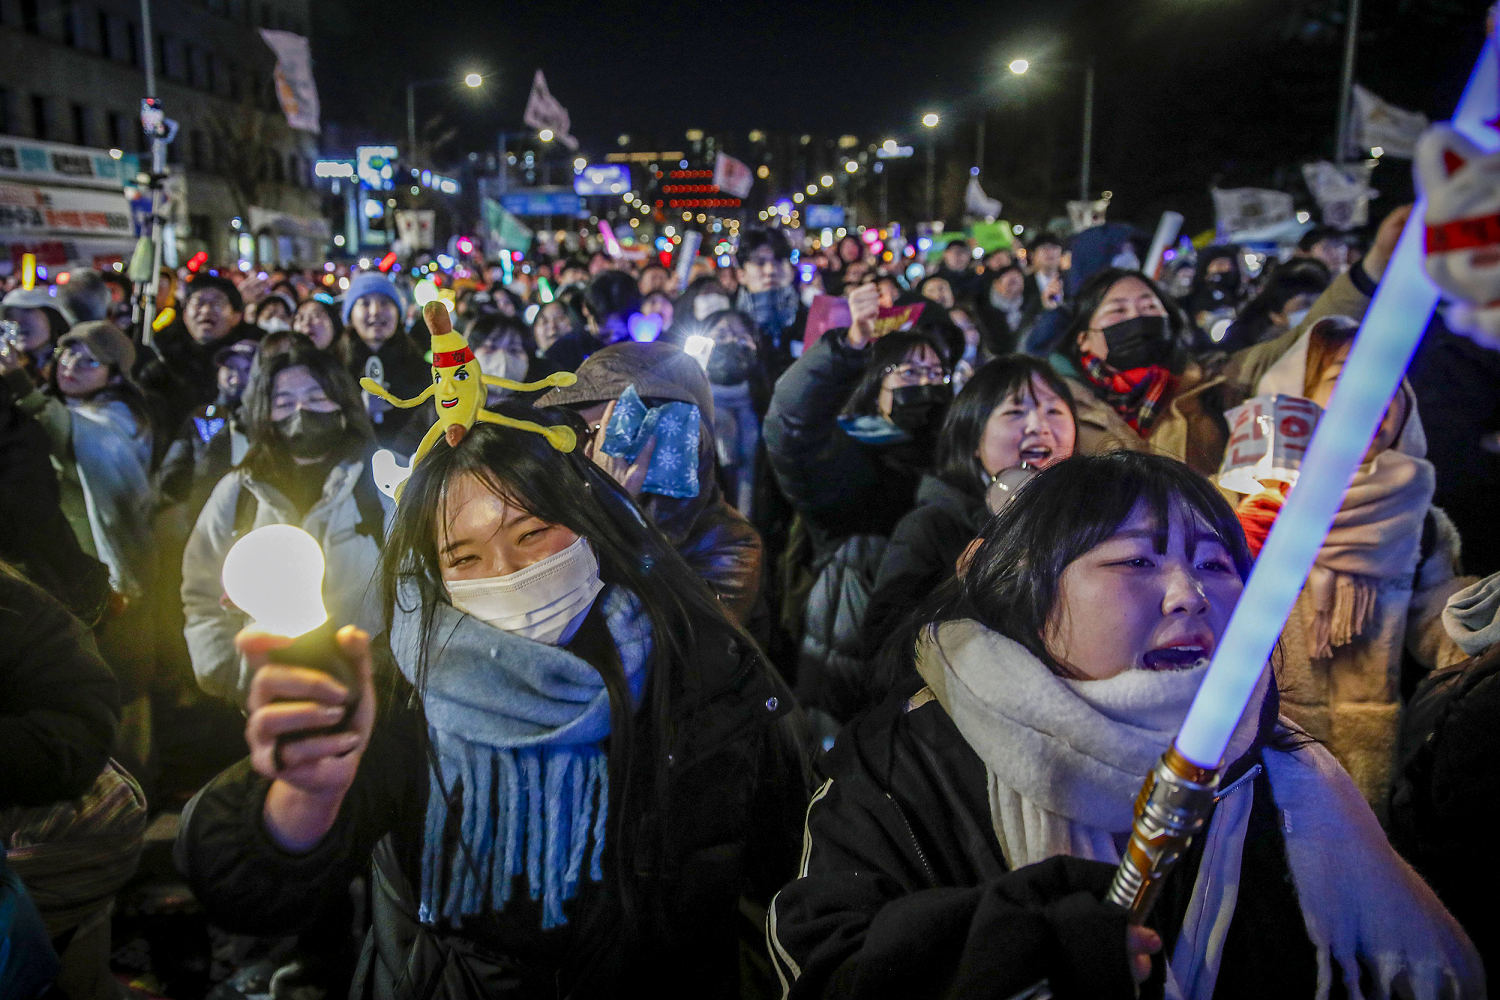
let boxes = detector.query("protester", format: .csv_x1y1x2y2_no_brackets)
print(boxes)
58,268,112,325
176,407,805,997
1185,245,1246,339
0,287,71,387
249,292,295,334
1297,225,1352,275
1218,257,1331,353
340,272,426,448
138,274,262,433
1236,315,1471,815
735,228,806,376
934,236,981,300
860,356,1078,683
697,309,770,517
542,270,639,371
767,451,1483,999
182,339,386,705
291,297,344,353
539,340,765,627
975,264,1043,355
764,284,952,725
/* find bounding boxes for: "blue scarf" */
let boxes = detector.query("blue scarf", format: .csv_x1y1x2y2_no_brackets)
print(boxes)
737,285,800,344
390,584,651,930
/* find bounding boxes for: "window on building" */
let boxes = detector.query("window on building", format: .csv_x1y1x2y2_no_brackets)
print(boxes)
106,111,126,150
0,88,11,136
61,1,78,47
71,103,88,146
125,21,139,67
20,0,40,35
31,95,49,140
97,11,113,58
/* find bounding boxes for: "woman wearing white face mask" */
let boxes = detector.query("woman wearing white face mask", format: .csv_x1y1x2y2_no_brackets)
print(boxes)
177,401,807,1000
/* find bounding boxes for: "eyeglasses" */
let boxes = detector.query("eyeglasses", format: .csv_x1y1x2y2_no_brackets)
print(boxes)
882,363,951,386
59,348,101,369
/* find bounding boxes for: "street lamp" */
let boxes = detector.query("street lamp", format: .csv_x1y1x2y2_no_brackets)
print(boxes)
820,174,834,187
921,112,940,222
407,73,485,162
1007,56,1096,203
538,128,555,143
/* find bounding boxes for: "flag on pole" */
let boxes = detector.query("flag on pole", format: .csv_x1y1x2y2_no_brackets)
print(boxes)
1211,188,1295,240
483,198,532,251
1301,160,1378,231
713,153,754,199
965,177,1002,221
523,70,578,150
259,30,320,133
1349,84,1429,159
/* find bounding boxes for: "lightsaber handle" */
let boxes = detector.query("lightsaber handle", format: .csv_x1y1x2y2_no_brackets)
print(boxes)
1105,747,1220,922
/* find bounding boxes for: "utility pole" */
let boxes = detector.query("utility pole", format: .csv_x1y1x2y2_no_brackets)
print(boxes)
135,0,172,346
1334,0,1362,163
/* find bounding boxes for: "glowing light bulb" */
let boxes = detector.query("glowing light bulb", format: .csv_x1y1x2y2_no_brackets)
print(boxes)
222,525,328,639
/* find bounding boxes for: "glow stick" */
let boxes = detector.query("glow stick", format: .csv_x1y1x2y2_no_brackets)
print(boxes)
674,231,702,293
1175,36,1498,769
1141,211,1183,282
20,253,35,291
597,220,622,259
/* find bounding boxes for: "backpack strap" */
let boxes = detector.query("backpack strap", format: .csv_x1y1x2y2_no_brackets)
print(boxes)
352,468,387,542
231,478,257,540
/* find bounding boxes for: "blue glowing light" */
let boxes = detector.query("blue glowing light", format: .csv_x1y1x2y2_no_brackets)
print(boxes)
1175,37,1498,769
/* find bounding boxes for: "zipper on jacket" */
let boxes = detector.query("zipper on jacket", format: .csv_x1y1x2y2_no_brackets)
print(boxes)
885,792,939,885
1214,763,1262,803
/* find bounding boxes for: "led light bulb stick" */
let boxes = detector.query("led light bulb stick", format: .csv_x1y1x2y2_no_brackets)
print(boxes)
222,524,357,741
1105,36,1498,924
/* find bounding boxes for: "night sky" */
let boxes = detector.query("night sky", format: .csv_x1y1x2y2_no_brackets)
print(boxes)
311,0,1494,230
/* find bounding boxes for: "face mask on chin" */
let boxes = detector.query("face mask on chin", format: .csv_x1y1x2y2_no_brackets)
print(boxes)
708,342,756,385
444,536,605,646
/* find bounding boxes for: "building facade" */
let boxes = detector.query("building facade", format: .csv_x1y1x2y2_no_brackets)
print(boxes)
0,0,325,268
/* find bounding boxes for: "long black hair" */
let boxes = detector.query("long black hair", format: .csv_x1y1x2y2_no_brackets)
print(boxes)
932,355,1077,496
239,335,374,479
379,402,763,911
888,451,1252,681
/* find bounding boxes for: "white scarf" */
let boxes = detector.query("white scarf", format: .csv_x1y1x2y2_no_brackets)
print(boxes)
915,621,1483,1000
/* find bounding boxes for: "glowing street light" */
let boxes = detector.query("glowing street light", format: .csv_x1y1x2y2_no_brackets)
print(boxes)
1008,58,1030,75
463,72,483,88
844,160,858,174
820,174,834,187
539,128,555,143
920,112,941,128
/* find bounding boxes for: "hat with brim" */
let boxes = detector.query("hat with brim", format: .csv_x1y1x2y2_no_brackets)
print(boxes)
2,287,75,326
58,320,135,373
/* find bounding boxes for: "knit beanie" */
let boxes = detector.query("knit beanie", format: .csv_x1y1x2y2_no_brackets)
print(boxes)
185,274,245,313
341,273,405,325
58,320,136,373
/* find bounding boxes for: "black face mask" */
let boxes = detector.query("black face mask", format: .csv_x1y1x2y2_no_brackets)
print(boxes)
274,409,346,460
707,342,756,385
1207,271,1240,294
1101,314,1173,371
888,382,951,433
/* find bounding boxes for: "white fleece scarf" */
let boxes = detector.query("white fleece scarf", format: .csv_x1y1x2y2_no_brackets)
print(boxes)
915,621,1483,1000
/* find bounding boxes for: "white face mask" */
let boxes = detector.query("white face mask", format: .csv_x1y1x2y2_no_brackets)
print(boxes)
445,536,604,646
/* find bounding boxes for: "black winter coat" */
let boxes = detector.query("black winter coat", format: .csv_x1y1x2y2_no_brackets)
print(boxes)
861,475,986,665
345,333,432,449
177,600,808,1000
136,319,261,435
767,679,1325,999
0,570,120,808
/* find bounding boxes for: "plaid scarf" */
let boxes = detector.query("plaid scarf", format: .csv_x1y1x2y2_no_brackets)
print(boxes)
1078,350,1174,436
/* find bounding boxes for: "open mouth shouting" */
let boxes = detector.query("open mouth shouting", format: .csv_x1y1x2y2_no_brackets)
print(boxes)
1141,640,1211,671
1019,445,1054,466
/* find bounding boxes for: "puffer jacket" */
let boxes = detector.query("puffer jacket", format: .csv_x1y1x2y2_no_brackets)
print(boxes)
181,459,388,705
175,602,809,999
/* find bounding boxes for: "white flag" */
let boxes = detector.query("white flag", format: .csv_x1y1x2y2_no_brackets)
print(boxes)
259,30,320,133
395,210,435,251
1350,84,1428,159
1302,160,1378,231
713,153,753,199
1212,188,1295,239
1066,198,1109,233
965,177,1002,220
523,70,579,151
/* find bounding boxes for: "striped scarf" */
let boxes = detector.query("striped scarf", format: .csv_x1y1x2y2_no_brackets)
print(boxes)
1079,350,1174,436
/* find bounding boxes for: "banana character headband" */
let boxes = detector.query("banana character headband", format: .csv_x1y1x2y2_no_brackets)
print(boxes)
363,301,578,499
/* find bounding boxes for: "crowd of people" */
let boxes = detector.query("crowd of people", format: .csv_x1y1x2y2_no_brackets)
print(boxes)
1,206,1496,999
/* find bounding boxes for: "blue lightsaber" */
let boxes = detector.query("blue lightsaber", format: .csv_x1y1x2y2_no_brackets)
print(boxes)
1106,35,1499,919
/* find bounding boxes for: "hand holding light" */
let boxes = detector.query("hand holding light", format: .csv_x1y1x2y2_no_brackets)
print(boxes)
223,525,360,762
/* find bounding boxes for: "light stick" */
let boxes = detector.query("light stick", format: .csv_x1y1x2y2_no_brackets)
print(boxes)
1141,211,1183,281
20,253,35,291
1106,35,1498,921
674,231,703,293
